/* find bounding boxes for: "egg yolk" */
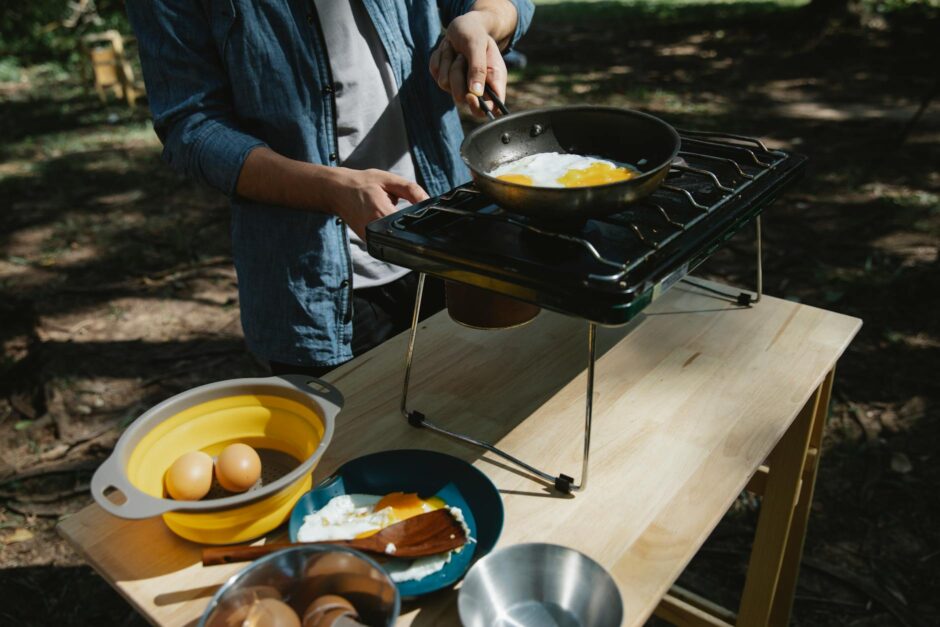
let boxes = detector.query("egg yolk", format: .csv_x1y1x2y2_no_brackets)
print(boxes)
495,173,534,185
376,492,446,522
557,162,635,187
355,492,446,538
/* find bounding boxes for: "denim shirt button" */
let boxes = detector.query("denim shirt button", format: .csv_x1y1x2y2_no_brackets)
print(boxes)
340,279,350,288
306,12,314,24
323,84,334,95
335,217,343,225
329,152,338,161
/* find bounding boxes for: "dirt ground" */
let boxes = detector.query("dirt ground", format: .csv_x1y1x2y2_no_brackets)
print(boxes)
1,3,937,626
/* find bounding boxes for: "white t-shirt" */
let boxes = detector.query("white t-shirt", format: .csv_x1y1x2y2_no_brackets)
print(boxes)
314,0,413,289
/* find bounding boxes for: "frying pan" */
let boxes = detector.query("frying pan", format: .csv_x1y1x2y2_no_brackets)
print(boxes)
460,87,680,220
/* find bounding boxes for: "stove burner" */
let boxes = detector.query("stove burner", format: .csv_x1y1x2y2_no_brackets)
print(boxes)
366,130,807,493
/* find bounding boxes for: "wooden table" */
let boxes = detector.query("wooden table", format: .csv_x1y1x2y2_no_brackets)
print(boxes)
59,280,860,627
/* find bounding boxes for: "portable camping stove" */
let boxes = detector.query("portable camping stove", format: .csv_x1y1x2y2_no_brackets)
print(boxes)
366,130,807,493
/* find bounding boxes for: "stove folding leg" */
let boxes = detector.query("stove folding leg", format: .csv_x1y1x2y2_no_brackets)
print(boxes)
680,215,764,307
753,215,763,304
400,272,595,494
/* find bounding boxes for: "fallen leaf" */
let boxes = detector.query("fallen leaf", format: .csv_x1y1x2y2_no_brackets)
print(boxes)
2,528,34,544
890,452,913,474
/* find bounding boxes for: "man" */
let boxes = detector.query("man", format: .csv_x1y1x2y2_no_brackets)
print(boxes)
127,1,534,375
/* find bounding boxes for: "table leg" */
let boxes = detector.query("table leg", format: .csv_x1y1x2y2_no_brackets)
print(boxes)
766,368,834,626
736,368,834,626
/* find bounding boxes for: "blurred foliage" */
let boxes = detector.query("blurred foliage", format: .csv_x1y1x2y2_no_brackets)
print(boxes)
0,0,130,66
1,0,937,67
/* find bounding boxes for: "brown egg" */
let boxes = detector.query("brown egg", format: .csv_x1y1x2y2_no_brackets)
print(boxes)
242,598,301,627
303,608,364,627
302,595,358,627
210,586,282,627
215,443,262,492
165,451,213,501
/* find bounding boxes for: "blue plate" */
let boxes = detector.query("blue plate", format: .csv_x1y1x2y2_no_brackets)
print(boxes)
289,449,503,598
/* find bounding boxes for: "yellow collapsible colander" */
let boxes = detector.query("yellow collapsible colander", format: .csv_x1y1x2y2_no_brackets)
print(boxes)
91,375,340,545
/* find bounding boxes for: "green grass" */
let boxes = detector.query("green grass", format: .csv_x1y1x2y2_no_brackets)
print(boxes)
530,0,810,24
530,0,939,24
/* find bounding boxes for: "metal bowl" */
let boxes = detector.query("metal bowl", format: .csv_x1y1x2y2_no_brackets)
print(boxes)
199,545,400,627
458,543,623,627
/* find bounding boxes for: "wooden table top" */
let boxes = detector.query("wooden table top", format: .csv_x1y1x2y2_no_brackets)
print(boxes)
59,280,860,627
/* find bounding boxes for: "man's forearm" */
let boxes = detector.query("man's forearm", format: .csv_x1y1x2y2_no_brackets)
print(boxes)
236,147,341,213
470,0,519,49
234,147,429,239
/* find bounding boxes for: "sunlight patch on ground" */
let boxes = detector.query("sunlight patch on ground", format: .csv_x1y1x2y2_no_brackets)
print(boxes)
37,294,242,345
774,100,932,122
3,123,159,162
511,64,728,114
863,183,939,211
871,231,938,267
882,331,940,350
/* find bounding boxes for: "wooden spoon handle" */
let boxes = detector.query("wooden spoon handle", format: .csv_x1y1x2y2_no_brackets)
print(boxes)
202,539,383,566
202,542,299,566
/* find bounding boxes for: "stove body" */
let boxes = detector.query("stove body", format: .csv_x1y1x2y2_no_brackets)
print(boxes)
368,132,806,325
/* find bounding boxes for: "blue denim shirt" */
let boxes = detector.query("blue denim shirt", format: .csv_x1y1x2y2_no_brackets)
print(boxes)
127,0,534,366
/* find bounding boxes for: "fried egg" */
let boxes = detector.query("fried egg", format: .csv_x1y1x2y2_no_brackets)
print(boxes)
296,493,470,583
488,152,637,188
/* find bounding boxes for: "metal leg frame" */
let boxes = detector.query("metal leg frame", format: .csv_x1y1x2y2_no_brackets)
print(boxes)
753,215,763,304
400,273,595,494
681,215,764,306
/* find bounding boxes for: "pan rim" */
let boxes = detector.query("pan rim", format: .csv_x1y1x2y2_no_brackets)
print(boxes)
459,105,681,192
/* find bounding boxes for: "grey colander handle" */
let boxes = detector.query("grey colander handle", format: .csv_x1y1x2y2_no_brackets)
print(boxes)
90,452,176,519
275,374,345,421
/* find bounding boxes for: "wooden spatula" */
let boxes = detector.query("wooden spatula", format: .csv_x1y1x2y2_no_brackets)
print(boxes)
202,508,467,566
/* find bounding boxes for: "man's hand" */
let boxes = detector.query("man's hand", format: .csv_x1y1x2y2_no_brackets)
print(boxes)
429,2,518,117
430,33,506,117
235,148,428,239
326,168,429,239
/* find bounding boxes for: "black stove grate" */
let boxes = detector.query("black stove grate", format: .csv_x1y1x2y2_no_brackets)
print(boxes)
367,131,807,325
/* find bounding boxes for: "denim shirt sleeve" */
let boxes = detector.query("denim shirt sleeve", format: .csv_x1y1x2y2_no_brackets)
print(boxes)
126,0,266,196
438,0,535,50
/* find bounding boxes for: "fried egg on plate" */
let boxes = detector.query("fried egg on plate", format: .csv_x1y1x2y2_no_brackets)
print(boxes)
296,492,471,583
488,152,638,188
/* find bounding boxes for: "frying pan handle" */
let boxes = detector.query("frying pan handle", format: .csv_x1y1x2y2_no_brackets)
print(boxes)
477,84,511,121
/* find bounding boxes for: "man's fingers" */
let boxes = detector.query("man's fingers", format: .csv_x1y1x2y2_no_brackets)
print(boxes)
449,55,467,105
429,46,441,78
381,175,430,205
436,43,454,92
486,38,508,105
464,36,488,98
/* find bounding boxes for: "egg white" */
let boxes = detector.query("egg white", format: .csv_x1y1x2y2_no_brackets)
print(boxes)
296,493,472,584
297,494,390,542
488,152,635,187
